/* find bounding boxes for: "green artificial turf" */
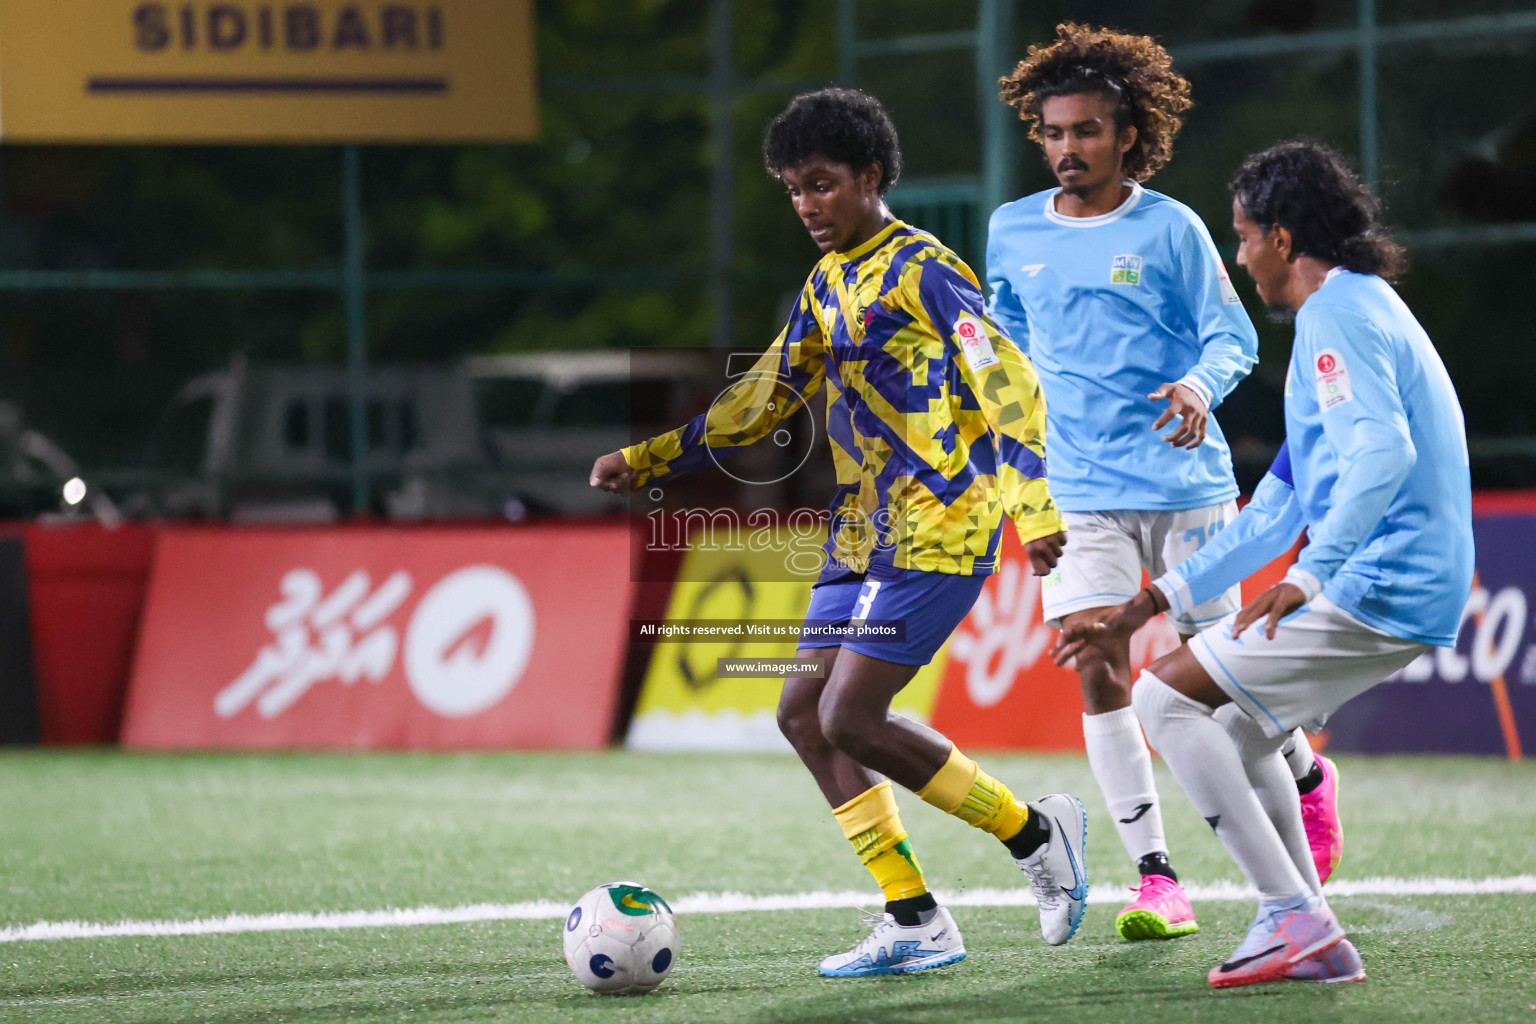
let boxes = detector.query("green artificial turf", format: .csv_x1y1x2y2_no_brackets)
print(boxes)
2,750,1534,1023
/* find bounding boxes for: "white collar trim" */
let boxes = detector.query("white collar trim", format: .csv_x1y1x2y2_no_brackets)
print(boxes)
1044,180,1143,227
1325,265,1348,282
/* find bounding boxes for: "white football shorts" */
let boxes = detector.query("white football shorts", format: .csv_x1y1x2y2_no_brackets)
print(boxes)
1189,594,1429,738
1040,503,1241,634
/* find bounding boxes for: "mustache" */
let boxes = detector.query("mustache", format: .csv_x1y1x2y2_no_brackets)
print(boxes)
1057,158,1088,173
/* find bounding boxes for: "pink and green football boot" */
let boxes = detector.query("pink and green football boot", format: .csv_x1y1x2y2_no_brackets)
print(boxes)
1300,755,1345,884
1114,874,1199,941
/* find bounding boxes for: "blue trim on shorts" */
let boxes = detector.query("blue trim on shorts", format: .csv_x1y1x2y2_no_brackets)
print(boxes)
1054,591,1137,604
1193,633,1286,734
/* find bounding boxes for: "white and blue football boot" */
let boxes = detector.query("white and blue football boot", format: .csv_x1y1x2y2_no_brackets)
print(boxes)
818,907,966,977
1016,793,1089,945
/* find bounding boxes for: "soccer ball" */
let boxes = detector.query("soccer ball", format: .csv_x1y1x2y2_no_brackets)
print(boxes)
561,881,680,995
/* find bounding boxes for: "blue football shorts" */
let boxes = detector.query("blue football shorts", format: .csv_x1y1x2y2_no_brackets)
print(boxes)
796,567,986,666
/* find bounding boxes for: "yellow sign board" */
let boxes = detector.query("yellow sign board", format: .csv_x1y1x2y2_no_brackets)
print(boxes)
627,537,948,752
0,1,537,142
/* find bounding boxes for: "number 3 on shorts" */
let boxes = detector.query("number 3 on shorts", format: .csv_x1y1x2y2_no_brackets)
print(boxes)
853,580,882,622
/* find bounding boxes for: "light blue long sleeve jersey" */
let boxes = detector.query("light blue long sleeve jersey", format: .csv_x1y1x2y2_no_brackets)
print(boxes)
986,181,1259,512
1154,270,1474,647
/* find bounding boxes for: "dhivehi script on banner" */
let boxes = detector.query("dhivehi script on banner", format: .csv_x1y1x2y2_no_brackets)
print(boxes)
0,1,536,142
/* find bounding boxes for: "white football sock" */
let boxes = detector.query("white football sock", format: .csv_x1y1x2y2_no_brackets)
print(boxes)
1217,704,1324,898
1133,671,1309,902
1082,707,1167,865
1279,727,1316,782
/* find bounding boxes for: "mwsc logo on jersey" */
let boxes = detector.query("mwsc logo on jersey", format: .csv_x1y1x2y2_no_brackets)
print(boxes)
1110,254,1143,286
215,564,535,720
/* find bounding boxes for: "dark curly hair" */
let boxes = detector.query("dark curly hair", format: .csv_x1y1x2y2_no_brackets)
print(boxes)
1230,140,1406,281
998,23,1191,182
762,88,902,194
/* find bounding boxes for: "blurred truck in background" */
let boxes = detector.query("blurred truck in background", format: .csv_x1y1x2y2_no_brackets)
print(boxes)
125,351,710,521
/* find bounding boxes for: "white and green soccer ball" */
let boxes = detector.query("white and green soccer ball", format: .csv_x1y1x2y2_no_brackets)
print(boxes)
561,882,680,995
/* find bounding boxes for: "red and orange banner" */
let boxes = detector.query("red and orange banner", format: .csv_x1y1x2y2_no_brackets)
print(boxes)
122,525,631,749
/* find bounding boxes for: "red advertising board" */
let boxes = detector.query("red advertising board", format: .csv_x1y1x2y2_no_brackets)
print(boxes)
25,522,158,744
122,525,633,750
931,526,1298,751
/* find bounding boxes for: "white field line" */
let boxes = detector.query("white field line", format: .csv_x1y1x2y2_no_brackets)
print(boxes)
4,875,1534,944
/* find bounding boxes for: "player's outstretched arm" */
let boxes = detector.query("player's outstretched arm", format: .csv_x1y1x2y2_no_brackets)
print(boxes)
589,451,637,495
1153,442,1307,617
1054,443,1307,663
593,286,826,494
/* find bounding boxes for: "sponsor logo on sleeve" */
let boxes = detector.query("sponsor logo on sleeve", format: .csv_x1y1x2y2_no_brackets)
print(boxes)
1314,349,1354,410
1110,254,1143,286
1216,259,1242,304
955,313,1000,371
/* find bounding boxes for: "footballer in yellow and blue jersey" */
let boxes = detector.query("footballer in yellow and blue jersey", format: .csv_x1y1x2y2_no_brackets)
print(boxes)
622,219,1064,580
592,88,1086,977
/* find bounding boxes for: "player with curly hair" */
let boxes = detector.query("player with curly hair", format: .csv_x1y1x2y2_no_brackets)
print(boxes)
988,25,1341,942
592,88,1089,976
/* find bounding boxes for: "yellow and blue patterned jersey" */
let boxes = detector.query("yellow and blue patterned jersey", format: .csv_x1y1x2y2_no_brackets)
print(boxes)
623,220,1064,577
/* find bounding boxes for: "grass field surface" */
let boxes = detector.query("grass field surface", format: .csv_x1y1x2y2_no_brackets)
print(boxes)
3,750,1534,1023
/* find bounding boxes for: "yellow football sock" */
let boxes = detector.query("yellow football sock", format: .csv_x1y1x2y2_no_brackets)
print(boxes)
833,781,929,902
916,744,1029,842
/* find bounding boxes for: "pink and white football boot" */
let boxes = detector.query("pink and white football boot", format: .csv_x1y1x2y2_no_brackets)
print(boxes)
1300,755,1345,884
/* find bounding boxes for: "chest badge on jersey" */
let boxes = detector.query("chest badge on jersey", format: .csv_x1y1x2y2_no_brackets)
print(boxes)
1110,254,1143,286
954,313,1000,371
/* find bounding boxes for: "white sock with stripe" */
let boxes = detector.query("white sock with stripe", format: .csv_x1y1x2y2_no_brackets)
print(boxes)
1218,704,1324,898
1133,671,1309,902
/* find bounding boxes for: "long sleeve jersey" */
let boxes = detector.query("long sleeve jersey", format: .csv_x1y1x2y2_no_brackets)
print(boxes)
1154,270,1474,647
986,182,1259,512
623,220,1064,578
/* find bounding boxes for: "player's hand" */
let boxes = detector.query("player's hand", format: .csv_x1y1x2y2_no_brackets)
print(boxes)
1230,582,1307,640
1051,589,1160,667
1024,531,1067,575
589,451,637,495
1150,382,1209,449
